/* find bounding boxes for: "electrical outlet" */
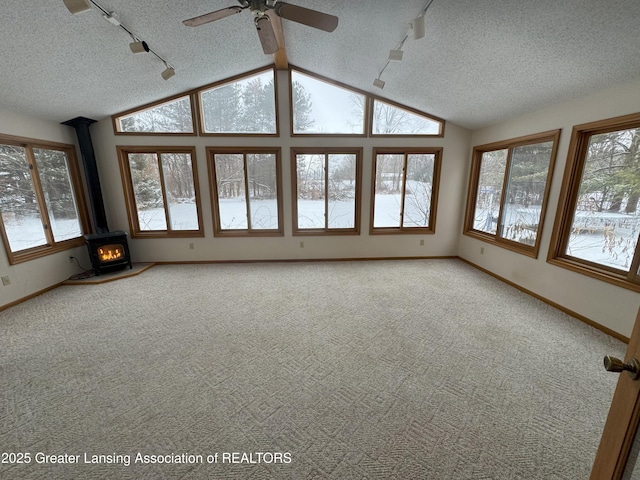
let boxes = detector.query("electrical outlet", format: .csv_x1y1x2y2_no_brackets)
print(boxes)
480,247,485,254
189,242,195,250
299,241,304,248
1,275,10,286
420,239,425,246
69,256,75,263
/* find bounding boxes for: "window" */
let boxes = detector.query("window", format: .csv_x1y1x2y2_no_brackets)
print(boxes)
371,148,442,234
0,135,89,264
199,68,277,135
113,95,195,134
464,130,560,257
549,113,640,290
208,148,283,236
371,99,444,136
291,148,362,235
118,147,203,237
290,69,366,135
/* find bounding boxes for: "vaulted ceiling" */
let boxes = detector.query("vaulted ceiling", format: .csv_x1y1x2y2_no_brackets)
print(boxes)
2,0,639,130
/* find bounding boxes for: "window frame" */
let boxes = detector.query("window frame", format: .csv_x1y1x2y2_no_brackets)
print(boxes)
288,67,369,138
117,146,204,238
0,134,90,265
463,129,561,258
370,147,442,235
111,92,198,136
369,97,445,138
197,66,279,137
207,147,284,237
291,147,363,236
548,112,640,292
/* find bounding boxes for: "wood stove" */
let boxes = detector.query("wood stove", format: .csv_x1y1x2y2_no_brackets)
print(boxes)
84,231,132,275
63,117,134,277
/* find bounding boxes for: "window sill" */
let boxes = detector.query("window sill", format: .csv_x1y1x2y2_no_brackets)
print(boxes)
547,256,640,293
370,228,435,235
463,230,539,258
6,237,86,265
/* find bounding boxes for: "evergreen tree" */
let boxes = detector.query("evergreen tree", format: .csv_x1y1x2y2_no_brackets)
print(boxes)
291,81,314,132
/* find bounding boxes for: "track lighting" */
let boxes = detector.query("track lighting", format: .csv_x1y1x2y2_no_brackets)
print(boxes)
102,12,121,26
161,65,175,81
130,40,150,54
388,49,403,62
410,15,426,40
373,0,434,89
63,0,92,14
62,0,176,80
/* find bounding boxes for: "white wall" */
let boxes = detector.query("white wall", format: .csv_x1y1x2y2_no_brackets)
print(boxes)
10,72,637,338
92,70,472,263
0,108,90,307
458,79,640,338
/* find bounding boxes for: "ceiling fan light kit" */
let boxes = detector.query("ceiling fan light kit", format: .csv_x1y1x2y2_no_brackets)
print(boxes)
62,0,175,80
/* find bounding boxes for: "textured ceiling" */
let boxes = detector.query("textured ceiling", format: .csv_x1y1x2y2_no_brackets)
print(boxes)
1,0,639,130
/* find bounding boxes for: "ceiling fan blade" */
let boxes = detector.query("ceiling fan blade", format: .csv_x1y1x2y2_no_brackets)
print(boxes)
183,6,243,27
274,2,338,32
255,16,278,54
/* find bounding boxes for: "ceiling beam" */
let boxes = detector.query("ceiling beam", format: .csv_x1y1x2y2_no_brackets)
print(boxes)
267,10,288,70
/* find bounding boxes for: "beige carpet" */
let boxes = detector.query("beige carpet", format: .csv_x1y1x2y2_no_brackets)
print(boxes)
0,259,626,479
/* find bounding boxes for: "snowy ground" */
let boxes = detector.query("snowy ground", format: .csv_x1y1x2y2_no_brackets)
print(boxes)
5,200,639,274
475,205,640,270
2,213,81,252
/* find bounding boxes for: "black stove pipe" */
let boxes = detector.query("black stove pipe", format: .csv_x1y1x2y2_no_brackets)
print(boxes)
61,116,109,234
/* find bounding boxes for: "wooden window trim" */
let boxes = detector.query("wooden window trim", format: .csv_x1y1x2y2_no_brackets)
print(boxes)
291,147,363,236
112,92,198,136
368,97,445,138
289,66,369,138
370,147,442,235
207,147,284,237
548,112,640,293
0,134,90,265
117,146,204,238
197,66,280,137
463,129,561,258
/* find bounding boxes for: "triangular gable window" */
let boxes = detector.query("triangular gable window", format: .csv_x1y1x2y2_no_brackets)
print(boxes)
199,68,277,135
372,99,443,136
115,96,194,134
291,70,366,135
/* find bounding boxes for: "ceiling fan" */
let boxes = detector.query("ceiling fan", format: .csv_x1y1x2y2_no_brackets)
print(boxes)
182,0,338,54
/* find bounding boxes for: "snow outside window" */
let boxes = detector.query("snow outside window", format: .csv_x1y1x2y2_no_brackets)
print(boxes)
0,139,87,264
293,149,362,234
210,149,282,236
548,114,640,291
372,149,441,233
464,130,560,257
119,148,202,237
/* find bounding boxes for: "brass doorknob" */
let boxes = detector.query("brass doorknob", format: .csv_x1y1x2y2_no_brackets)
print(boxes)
604,355,640,380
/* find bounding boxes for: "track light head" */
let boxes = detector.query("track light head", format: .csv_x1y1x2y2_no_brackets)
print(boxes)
411,15,425,39
161,66,175,81
389,49,403,62
130,40,150,54
63,0,92,14
373,78,385,89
